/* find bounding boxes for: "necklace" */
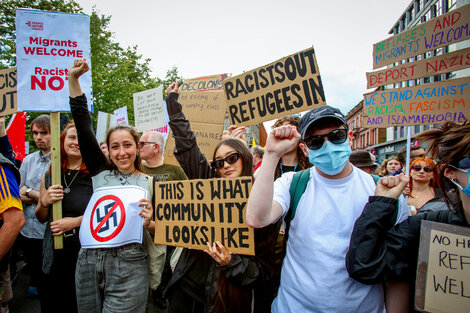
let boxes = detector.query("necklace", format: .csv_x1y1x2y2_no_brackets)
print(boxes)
63,169,80,194
118,170,137,185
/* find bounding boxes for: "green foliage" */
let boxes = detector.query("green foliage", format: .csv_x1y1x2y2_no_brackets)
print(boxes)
0,0,182,152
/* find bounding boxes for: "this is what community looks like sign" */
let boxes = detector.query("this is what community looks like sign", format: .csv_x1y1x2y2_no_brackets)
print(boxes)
16,9,92,112
80,186,147,248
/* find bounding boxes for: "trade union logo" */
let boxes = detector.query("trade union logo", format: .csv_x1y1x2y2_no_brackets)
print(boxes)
25,21,43,30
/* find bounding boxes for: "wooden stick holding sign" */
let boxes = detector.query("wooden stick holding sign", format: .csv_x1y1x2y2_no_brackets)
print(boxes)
50,113,63,249
153,177,255,255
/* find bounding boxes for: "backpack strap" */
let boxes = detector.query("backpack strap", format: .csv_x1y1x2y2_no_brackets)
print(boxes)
283,169,310,249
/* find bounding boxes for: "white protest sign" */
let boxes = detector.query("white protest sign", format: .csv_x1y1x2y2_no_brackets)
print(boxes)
79,186,147,248
114,106,128,126
133,86,165,132
16,9,92,112
95,111,117,144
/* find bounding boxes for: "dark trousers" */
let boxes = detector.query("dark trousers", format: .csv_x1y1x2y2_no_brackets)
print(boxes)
18,234,43,287
168,287,203,313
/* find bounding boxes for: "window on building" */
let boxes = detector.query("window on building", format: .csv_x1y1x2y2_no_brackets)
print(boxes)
367,133,369,146
434,74,442,82
408,8,413,23
415,0,420,13
394,126,398,140
415,125,420,134
449,0,457,10
400,126,405,138
424,124,431,131
431,4,437,18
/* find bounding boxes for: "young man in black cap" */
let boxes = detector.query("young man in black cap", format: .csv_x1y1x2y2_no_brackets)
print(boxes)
246,105,409,313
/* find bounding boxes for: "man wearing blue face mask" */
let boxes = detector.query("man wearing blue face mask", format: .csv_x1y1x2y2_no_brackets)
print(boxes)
246,105,410,313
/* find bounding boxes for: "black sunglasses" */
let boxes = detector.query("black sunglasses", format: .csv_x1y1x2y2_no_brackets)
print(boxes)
304,129,348,150
411,165,433,172
212,152,242,170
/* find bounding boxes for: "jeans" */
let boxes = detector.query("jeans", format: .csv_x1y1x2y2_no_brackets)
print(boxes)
75,243,149,313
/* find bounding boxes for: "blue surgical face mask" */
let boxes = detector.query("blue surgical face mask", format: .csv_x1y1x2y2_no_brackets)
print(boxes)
308,140,352,175
450,167,470,198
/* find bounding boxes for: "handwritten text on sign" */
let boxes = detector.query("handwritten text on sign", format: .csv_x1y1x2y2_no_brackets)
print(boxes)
154,177,254,255
420,222,470,313
179,74,229,92
367,47,470,89
362,77,470,127
373,3,470,69
133,86,165,132
223,47,326,126
0,68,17,116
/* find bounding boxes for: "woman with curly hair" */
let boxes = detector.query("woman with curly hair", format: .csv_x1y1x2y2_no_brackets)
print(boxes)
378,156,402,176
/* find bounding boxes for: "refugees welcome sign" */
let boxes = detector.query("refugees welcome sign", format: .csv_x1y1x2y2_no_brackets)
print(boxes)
16,9,92,112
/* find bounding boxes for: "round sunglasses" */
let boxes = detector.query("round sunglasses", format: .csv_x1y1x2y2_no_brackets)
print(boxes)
304,128,348,150
411,165,433,172
212,152,241,170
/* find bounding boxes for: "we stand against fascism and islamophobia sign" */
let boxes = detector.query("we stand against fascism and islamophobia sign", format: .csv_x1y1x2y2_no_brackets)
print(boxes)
415,221,470,313
16,9,92,112
372,3,470,69
223,47,326,126
153,177,255,255
362,77,470,127
0,68,17,116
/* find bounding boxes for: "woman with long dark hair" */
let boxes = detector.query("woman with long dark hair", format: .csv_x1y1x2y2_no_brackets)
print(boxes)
143,82,277,313
36,122,93,313
67,59,151,313
347,121,470,312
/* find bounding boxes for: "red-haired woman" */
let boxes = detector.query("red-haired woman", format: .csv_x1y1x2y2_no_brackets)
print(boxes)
407,157,447,214
36,122,93,313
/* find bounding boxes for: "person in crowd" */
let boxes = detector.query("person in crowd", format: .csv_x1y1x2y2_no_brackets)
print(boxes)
407,157,447,215
246,105,410,313
0,152,25,313
272,116,311,179
349,150,378,175
139,130,187,309
139,131,187,182
378,156,402,176
99,141,109,158
389,145,426,176
68,59,151,313
18,114,51,298
347,121,470,313
250,145,264,173
35,122,93,313
141,81,277,313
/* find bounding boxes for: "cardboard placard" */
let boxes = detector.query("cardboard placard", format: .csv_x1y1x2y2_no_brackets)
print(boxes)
153,177,255,255
164,122,224,166
373,3,470,69
179,74,229,92
415,220,470,313
362,77,470,127
0,68,17,116
16,9,92,112
223,47,326,126
133,86,165,132
367,47,470,88
177,90,227,124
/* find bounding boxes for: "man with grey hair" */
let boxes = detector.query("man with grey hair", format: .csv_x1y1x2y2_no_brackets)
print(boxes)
250,145,264,173
139,131,187,182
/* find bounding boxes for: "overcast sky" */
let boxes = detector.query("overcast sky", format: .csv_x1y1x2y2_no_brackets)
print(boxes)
76,0,412,116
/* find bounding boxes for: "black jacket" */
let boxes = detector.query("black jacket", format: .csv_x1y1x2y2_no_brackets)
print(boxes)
165,92,277,313
346,196,468,311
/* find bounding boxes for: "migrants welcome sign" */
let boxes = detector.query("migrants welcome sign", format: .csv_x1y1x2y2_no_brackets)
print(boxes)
0,68,17,116
16,9,92,112
153,177,255,255
363,77,470,127
415,221,470,313
373,3,470,69
223,47,326,126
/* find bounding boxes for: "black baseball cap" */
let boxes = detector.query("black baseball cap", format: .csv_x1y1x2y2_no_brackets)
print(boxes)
298,105,348,140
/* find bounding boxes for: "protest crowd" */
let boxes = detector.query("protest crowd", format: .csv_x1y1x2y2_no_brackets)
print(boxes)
0,55,468,313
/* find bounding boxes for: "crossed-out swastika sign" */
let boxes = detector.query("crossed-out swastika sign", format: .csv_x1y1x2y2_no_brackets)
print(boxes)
90,195,126,242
